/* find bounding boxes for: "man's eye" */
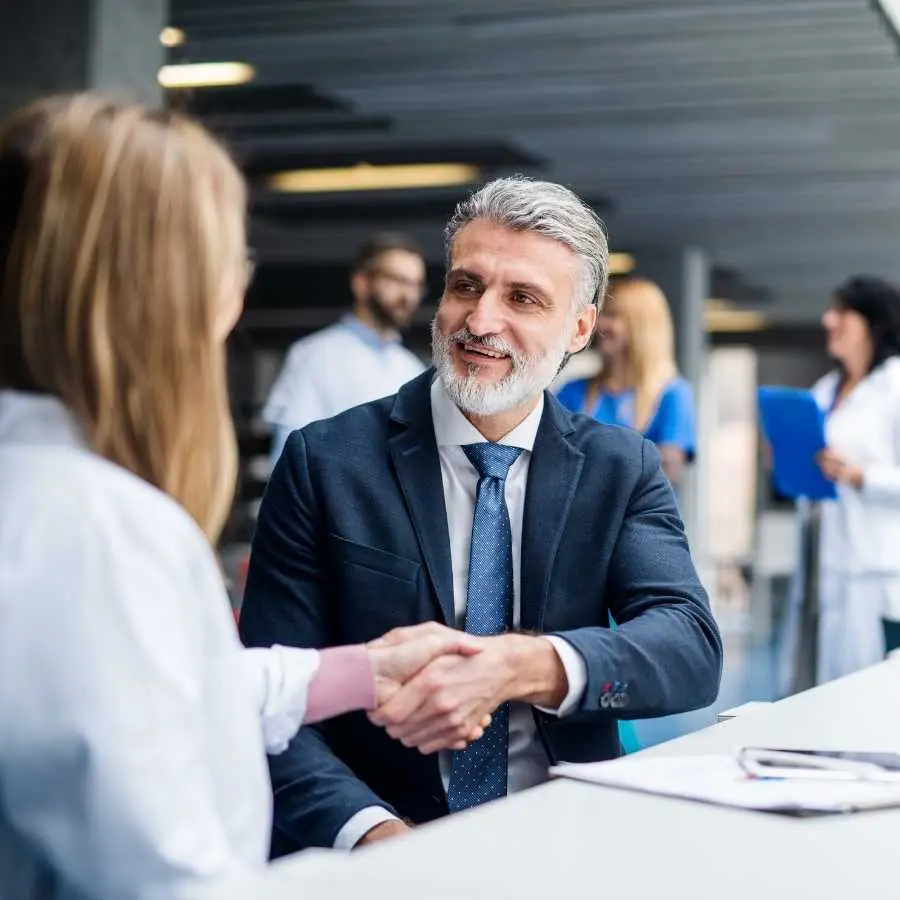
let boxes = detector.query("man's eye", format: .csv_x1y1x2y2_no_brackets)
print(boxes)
455,280,478,294
512,291,535,304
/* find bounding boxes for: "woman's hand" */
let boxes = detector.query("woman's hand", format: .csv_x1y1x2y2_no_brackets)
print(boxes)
366,623,491,748
367,623,480,706
817,447,864,489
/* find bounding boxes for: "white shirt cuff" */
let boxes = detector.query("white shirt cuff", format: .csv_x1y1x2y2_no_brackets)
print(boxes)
333,806,400,851
238,646,321,755
535,636,587,717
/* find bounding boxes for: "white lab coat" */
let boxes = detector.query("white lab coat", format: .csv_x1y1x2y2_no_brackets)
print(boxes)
262,316,425,466
780,357,900,691
0,391,324,900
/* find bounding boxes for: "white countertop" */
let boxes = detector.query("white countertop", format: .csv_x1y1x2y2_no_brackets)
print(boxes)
188,660,900,899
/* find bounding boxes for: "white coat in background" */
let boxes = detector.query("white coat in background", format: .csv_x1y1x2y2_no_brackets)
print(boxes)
781,357,900,691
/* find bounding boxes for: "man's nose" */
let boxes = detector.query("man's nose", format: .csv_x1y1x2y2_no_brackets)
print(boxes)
465,290,505,336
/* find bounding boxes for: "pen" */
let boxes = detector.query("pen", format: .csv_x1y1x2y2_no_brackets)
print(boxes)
736,748,894,782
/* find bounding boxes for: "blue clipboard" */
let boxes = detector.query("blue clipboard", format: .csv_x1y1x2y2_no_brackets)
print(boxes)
757,386,837,500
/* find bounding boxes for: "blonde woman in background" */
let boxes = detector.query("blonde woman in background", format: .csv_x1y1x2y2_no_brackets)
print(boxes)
556,277,696,754
557,276,696,487
0,95,481,900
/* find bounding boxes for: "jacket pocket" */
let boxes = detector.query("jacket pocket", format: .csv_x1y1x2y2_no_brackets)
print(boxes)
328,533,421,584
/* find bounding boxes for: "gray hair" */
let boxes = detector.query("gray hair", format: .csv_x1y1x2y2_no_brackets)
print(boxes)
444,175,609,313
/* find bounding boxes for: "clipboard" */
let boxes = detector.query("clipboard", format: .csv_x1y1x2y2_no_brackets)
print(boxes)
550,755,900,817
757,386,836,501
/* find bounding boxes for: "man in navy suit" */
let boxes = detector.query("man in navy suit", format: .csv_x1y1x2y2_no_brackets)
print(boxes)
239,176,723,854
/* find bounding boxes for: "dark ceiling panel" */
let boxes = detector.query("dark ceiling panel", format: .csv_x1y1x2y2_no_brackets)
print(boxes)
238,139,543,178
168,82,345,117
251,186,610,224
168,0,900,321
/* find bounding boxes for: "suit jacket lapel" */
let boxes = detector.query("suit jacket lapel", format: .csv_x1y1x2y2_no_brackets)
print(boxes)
520,396,585,631
389,372,455,625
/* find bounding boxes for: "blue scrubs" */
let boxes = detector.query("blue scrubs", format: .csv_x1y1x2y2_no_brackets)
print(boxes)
556,376,696,460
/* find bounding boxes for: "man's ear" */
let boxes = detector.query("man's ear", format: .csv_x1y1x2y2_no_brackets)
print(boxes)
568,304,598,354
350,270,367,302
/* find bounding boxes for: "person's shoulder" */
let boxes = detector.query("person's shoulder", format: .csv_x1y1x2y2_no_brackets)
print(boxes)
292,387,397,451
555,376,588,405
552,395,647,459
812,365,841,389
1,445,207,558
663,375,694,398
656,376,695,415
393,344,427,372
0,447,228,664
879,355,900,384
283,326,421,379
811,369,841,404
293,372,433,468
866,356,900,407
283,322,349,361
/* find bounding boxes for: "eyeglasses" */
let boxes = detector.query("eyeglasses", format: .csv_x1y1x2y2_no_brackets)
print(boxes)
367,266,427,299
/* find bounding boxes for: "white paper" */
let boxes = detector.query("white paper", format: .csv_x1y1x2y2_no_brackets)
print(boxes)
549,755,900,814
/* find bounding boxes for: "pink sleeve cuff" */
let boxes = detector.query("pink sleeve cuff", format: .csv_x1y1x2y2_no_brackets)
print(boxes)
305,645,376,725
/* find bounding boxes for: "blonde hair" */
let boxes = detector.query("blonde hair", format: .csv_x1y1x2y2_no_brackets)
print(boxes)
0,93,247,542
602,277,679,431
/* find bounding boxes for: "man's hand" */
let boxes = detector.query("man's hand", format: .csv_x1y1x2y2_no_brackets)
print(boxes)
369,633,567,755
366,622,481,706
817,447,864,489
354,819,411,849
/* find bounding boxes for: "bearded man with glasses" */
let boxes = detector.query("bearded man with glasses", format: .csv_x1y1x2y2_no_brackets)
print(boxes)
263,233,428,467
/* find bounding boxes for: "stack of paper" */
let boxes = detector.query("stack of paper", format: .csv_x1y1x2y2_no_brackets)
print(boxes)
550,755,900,816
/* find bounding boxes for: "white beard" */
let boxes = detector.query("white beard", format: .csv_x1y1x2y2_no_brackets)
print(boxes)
431,319,571,416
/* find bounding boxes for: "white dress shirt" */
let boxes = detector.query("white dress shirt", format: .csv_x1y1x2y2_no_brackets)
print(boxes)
263,315,425,466
0,391,327,900
811,356,900,576
336,378,587,848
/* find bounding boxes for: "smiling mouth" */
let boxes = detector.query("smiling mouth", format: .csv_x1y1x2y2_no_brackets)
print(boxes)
457,342,510,361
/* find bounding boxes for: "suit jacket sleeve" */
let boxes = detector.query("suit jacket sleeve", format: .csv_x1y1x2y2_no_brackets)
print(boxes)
238,431,397,850
551,439,723,719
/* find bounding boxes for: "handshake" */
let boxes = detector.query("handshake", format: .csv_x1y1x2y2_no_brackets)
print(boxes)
363,622,526,755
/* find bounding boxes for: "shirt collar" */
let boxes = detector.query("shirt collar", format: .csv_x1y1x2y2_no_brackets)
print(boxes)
430,377,543,451
340,313,401,350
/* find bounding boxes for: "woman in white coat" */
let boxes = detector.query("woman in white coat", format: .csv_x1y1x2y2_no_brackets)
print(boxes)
0,95,484,900
785,276,900,690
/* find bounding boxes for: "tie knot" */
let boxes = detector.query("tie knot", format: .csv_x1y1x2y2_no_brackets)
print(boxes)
463,442,523,480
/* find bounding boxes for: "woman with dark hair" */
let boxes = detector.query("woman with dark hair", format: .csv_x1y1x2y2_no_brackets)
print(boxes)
783,275,900,691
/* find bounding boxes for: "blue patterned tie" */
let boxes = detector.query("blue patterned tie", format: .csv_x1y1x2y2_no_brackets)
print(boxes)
447,442,523,812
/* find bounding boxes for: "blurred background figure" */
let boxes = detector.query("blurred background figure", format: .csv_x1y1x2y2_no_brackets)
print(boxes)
555,276,697,753
262,233,427,467
557,277,696,488
781,276,900,693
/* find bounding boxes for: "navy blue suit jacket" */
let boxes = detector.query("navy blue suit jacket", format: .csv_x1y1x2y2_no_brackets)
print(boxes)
239,369,722,853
